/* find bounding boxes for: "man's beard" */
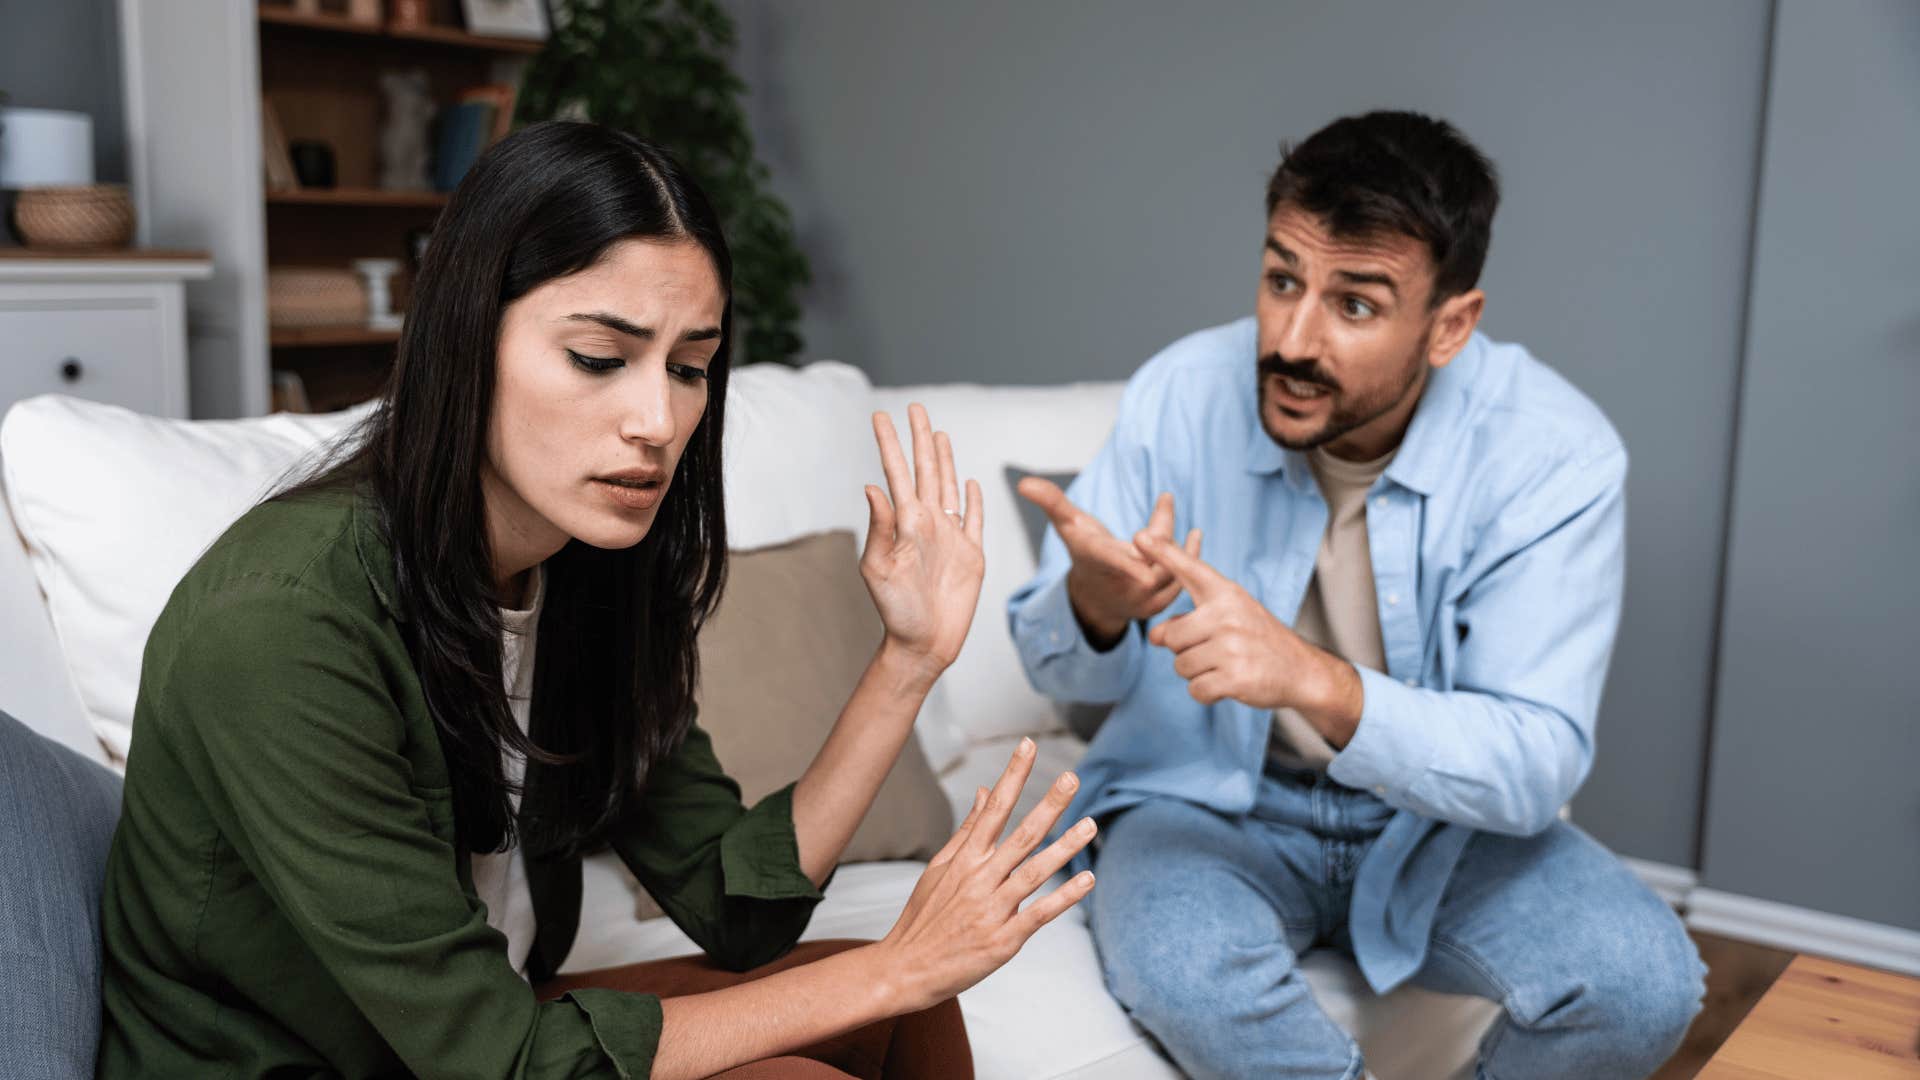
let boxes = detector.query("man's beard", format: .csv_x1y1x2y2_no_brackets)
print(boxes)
1256,329,1430,452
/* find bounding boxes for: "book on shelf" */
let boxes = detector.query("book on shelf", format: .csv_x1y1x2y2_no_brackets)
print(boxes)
433,101,498,191
260,97,299,191
459,83,519,146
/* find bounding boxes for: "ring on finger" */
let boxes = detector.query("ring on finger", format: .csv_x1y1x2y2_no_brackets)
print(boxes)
944,508,963,520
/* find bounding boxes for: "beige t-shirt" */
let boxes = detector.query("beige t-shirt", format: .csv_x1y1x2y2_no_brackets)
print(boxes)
471,566,544,978
1268,446,1395,771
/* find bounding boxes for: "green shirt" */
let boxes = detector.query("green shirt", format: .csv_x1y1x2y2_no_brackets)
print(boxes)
97,487,825,1078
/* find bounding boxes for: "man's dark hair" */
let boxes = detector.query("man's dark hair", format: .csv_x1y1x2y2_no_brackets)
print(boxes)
1265,110,1500,305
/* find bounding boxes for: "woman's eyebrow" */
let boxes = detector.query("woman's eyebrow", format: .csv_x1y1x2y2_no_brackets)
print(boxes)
563,311,721,342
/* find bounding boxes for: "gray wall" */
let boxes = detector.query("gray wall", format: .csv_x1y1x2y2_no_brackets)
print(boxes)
0,0,126,183
1701,1,1919,930
728,0,1776,869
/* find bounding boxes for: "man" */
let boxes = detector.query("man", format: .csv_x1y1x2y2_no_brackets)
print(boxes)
1009,111,1705,1079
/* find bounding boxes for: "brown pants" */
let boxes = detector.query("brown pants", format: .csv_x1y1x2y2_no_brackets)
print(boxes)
535,939,973,1079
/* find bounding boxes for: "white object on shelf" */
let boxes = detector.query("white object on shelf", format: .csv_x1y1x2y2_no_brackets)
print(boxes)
0,256,213,419
351,258,403,330
0,108,94,187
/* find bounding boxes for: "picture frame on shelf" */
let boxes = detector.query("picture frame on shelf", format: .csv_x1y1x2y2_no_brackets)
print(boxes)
459,0,550,40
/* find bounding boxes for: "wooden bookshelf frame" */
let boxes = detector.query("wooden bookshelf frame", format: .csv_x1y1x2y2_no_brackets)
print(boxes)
255,0,536,409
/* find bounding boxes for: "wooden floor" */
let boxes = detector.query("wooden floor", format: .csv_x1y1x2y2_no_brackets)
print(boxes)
1651,931,1798,1079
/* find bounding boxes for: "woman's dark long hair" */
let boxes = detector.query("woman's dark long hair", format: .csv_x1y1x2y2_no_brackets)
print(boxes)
279,121,731,858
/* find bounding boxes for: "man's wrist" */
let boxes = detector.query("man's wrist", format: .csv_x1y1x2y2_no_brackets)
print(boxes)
1302,651,1365,749
1064,575,1129,652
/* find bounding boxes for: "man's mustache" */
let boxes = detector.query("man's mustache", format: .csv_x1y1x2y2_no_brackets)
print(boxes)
1258,353,1339,394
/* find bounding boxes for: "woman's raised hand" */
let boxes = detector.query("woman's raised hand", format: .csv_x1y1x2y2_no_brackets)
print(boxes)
872,738,1097,1011
861,403,986,678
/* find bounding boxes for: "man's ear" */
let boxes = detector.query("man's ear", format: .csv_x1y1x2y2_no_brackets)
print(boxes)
1427,288,1485,369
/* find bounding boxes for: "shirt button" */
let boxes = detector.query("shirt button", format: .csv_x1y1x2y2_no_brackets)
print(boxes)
1374,496,1389,511
1386,592,1401,606
1403,677,1418,687
1373,785,1387,796
1050,632,1061,646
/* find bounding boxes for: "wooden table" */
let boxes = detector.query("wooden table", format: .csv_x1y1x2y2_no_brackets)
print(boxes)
1700,954,1920,1078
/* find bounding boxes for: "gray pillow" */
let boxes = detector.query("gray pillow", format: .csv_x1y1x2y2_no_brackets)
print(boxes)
0,709,123,1080
1004,465,1079,565
1003,466,1115,742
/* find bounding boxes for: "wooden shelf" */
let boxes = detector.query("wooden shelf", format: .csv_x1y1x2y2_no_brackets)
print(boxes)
271,324,401,348
388,21,545,54
267,187,448,208
257,7,383,36
0,247,211,262
254,1,519,408
257,6,545,55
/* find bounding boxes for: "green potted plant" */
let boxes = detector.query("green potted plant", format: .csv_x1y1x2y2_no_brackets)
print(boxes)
517,0,810,365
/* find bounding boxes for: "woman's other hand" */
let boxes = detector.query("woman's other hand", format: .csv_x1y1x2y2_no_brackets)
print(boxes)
861,402,985,680
871,737,1097,1012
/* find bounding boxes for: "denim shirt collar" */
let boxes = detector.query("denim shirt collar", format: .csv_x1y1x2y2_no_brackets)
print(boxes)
1242,330,1485,499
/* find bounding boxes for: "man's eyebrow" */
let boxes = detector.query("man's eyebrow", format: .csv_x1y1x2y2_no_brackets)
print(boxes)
1334,269,1398,297
563,311,722,343
1265,237,1297,264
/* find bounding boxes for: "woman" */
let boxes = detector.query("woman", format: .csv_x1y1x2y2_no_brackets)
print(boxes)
96,122,1096,1079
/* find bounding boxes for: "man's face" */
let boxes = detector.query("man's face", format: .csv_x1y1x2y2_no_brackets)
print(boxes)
1254,204,1446,459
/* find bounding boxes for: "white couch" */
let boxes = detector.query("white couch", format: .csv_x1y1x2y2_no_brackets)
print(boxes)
0,361,1497,1079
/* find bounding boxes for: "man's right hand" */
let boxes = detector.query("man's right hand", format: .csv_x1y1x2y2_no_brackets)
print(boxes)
1015,477,1201,650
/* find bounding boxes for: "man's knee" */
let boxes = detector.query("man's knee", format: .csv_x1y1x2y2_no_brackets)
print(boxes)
1522,899,1705,1068
1601,914,1704,1049
1099,913,1297,1023
1090,863,1311,1039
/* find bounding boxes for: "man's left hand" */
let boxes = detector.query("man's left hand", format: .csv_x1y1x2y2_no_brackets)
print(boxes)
1133,532,1363,742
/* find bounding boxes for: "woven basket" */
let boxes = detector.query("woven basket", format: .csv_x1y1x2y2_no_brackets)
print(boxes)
14,184,136,249
267,267,369,327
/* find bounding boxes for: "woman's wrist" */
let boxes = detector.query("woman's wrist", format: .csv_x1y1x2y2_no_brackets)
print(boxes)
874,635,945,697
841,940,919,1020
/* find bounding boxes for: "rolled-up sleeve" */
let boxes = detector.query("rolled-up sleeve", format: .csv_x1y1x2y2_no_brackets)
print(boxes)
1329,446,1627,837
608,721,824,973
1009,565,1144,703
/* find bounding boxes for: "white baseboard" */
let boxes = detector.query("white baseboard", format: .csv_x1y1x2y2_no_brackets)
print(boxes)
1686,887,1920,976
1621,857,1699,908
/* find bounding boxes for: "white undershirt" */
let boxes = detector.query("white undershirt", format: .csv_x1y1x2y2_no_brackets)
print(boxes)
470,566,544,978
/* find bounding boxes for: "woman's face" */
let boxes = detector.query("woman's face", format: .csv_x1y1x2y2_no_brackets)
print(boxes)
483,237,724,565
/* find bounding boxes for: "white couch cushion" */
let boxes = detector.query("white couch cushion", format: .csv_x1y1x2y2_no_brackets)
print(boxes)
718,360,873,550
566,737,1496,1080
866,382,1126,747
0,467,101,763
0,360,890,764
0,396,375,760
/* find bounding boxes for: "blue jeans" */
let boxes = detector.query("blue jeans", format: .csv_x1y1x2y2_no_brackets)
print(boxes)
1088,766,1705,1079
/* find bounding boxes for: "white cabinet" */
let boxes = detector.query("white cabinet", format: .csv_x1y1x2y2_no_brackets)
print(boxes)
0,256,211,419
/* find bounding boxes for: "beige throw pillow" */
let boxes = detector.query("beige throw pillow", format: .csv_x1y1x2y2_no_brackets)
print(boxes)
632,530,953,920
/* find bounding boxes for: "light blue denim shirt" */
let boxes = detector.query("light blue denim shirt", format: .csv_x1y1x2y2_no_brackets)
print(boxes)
1009,317,1628,993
